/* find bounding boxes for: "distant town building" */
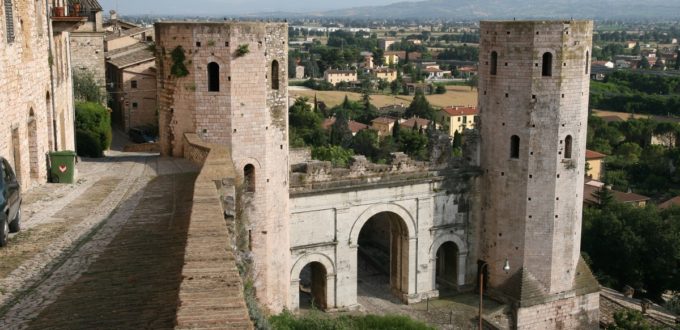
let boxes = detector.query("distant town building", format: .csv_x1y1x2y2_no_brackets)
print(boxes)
69,0,106,99
371,67,397,82
106,43,157,131
295,65,305,79
378,38,395,51
323,69,358,85
322,118,369,136
438,106,478,136
586,149,606,181
370,117,397,137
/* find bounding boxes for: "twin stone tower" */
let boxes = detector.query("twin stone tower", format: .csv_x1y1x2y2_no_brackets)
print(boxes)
155,20,599,329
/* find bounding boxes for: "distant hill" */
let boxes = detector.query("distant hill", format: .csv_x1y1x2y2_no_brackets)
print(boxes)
314,0,680,19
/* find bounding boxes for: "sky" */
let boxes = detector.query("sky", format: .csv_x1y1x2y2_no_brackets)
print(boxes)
98,0,399,16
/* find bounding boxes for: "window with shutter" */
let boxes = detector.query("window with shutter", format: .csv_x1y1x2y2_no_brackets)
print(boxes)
5,0,15,43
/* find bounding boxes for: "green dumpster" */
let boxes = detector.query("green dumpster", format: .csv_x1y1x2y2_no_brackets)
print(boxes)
49,151,77,183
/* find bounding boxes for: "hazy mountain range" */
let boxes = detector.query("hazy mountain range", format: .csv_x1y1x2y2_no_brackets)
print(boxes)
266,0,680,19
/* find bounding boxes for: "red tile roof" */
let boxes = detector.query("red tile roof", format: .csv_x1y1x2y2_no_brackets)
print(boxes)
400,117,431,129
322,118,369,133
586,150,607,160
372,117,397,124
441,106,478,117
583,184,649,205
658,196,680,210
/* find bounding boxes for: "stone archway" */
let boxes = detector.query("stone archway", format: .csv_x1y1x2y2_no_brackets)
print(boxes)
356,211,410,301
435,242,459,290
289,253,336,311
298,262,327,310
430,233,468,290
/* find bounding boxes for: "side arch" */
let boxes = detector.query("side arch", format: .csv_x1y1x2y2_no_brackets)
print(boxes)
430,232,469,287
348,203,417,245
290,252,336,279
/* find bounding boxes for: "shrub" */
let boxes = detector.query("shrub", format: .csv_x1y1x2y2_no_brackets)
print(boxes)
270,310,434,330
73,70,102,103
170,46,189,77
312,145,354,167
75,102,111,157
75,129,102,158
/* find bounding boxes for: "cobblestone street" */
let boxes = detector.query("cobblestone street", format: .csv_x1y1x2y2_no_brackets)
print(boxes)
0,151,198,329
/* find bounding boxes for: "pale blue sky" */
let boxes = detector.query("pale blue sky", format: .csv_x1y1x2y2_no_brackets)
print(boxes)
98,0,399,15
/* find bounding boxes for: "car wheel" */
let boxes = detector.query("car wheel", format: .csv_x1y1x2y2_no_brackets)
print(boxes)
0,216,8,247
9,206,20,233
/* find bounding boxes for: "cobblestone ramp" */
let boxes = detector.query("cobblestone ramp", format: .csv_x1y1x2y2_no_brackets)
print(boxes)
23,173,197,329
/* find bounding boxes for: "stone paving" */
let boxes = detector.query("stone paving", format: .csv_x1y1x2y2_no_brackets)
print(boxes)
0,150,199,329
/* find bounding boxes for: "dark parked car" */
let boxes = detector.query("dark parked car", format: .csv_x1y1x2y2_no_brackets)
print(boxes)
129,127,156,144
1,157,21,247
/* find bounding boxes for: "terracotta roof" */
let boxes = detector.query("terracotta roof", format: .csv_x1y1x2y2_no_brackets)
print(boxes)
70,0,102,11
105,26,153,41
400,117,430,129
583,184,650,205
458,66,477,72
322,118,369,133
107,43,155,69
441,106,478,117
586,150,607,160
658,196,680,210
372,117,397,124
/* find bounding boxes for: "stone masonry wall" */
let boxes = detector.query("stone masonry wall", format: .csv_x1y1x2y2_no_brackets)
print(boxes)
156,22,291,312
70,32,106,96
0,1,75,189
175,133,252,329
516,292,599,329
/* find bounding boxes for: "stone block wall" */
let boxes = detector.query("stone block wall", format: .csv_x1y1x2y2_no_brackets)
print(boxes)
156,22,291,312
70,32,106,97
176,133,252,329
0,1,75,189
516,292,599,329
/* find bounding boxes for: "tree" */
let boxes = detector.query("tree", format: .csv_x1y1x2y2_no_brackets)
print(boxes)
392,120,401,140
466,75,478,91
676,50,680,70
73,70,103,103
289,97,327,147
435,84,446,94
398,129,429,160
377,79,389,92
311,145,354,167
390,79,400,95
606,310,658,330
639,56,650,69
351,129,379,160
329,110,353,148
405,89,435,119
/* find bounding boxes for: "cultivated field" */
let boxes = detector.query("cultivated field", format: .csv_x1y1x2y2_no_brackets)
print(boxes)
290,85,478,109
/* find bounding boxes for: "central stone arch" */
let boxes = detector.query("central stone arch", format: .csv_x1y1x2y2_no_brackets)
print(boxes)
429,232,468,289
350,203,416,302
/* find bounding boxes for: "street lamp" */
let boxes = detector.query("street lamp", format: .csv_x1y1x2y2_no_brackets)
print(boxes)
479,259,510,329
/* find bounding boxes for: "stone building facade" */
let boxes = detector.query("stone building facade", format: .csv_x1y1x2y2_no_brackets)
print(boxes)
155,22,291,311
477,20,599,328
69,0,105,99
156,20,600,325
1,0,78,189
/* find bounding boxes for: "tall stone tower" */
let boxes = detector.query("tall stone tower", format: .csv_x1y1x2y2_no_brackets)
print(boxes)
478,21,599,328
155,22,291,311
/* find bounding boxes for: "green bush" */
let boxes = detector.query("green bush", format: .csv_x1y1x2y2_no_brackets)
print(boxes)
270,310,434,330
75,102,111,157
75,129,103,158
312,146,354,167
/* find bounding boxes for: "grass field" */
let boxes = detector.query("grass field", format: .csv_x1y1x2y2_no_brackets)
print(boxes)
290,85,478,109
592,109,680,123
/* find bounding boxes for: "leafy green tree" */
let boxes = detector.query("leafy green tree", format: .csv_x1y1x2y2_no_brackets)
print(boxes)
392,120,401,140
73,70,102,103
390,79,400,95
377,79,389,92
75,102,111,157
330,110,353,148
289,97,327,147
351,129,379,161
639,56,650,69
405,89,435,120
312,145,354,167
398,129,429,161
465,75,478,91
435,84,446,94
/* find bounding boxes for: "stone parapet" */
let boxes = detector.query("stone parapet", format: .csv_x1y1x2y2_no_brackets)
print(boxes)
175,133,252,329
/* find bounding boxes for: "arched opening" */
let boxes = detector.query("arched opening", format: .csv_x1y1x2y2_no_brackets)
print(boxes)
207,62,220,92
243,164,255,193
28,109,39,180
298,262,327,310
542,52,553,77
510,135,520,159
271,60,280,90
435,242,459,293
489,51,498,75
564,135,573,159
357,211,409,302
585,51,590,75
